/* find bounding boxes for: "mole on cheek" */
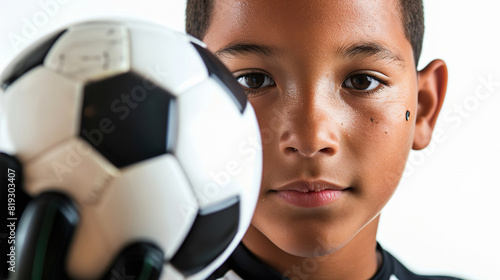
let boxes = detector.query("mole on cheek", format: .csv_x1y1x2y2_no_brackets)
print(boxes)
406,110,410,121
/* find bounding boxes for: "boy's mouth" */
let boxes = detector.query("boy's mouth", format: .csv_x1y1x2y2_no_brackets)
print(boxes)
271,180,348,208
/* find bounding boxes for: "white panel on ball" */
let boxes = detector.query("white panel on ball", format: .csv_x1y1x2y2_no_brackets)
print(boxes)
160,264,185,280
129,26,208,94
175,78,262,211
184,88,263,280
5,66,82,162
44,23,131,82
186,34,207,49
23,137,119,205
96,154,199,262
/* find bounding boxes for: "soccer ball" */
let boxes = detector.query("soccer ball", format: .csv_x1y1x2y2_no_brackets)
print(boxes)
1,19,262,280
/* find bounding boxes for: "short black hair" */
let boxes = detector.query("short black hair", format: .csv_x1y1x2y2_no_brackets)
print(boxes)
185,0,425,66
185,0,214,44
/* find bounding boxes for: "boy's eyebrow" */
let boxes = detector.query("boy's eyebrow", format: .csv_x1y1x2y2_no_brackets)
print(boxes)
214,41,407,68
339,42,407,67
214,43,282,58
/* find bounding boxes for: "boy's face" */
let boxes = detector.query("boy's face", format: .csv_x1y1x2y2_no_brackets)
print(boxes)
204,0,418,256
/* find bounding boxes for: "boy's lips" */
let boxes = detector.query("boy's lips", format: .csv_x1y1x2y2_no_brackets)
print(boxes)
271,180,349,208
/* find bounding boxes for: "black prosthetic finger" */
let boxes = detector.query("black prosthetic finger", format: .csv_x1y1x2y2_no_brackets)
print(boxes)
1,152,32,279
12,192,79,280
102,242,164,280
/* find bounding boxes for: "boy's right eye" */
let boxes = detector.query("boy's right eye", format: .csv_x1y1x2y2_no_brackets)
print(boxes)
235,72,275,96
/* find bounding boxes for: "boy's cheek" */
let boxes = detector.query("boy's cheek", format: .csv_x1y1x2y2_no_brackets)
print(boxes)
353,126,412,205
347,86,415,144
343,101,414,189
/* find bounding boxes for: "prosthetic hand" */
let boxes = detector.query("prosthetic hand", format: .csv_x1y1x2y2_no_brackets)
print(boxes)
1,152,163,280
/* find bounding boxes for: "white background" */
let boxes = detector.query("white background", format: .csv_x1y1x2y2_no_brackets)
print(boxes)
0,1,499,279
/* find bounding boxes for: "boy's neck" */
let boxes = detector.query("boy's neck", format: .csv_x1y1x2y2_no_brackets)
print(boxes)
242,215,382,280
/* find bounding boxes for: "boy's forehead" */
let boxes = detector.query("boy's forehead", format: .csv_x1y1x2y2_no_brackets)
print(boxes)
205,0,414,67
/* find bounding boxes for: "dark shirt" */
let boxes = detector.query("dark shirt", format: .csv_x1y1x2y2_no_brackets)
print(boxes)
208,242,463,280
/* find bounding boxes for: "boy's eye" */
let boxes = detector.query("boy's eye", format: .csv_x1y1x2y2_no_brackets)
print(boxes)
343,74,381,91
236,73,275,90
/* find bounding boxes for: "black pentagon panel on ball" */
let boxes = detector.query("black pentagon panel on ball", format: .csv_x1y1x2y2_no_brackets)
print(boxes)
191,43,247,113
81,72,174,168
1,30,67,90
170,196,240,276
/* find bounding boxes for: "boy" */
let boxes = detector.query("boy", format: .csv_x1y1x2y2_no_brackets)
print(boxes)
186,0,461,279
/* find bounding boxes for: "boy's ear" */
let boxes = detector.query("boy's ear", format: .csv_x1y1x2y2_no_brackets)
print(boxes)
413,59,448,150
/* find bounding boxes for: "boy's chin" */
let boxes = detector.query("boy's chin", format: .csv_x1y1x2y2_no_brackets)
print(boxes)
244,223,357,258
244,214,381,259
272,229,353,258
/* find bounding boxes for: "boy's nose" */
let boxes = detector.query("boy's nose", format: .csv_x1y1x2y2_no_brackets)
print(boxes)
278,102,339,158
279,129,338,158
